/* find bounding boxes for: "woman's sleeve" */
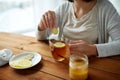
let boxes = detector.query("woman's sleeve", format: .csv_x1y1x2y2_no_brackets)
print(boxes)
36,29,49,40
55,1,70,39
96,40,120,57
96,1,120,57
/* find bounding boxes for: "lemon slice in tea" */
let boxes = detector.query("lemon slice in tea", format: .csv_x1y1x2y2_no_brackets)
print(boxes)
52,27,58,34
53,42,65,48
57,57,65,61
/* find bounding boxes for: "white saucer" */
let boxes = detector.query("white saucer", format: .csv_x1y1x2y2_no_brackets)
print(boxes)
9,52,42,69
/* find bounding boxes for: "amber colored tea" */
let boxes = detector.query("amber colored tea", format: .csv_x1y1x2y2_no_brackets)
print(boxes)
49,40,69,61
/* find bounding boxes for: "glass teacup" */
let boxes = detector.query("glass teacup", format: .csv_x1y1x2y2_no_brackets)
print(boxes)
49,39,69,62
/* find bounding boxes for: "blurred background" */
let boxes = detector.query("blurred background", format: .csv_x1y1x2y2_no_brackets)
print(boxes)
0,0,120,37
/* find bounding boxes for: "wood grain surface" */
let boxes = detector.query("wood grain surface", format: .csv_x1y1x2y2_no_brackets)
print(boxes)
0,32,120,80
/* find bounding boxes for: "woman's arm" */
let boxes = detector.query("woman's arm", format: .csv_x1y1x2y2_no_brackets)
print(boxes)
69,40,98,57
96,0,120,57
36,1,70,40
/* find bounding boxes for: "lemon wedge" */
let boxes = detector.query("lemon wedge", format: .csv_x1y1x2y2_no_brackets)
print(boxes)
23,54,34,60
10,54,34,68
11,59,32,68
52,27,58,34
57,57,65,61
53,42,65,48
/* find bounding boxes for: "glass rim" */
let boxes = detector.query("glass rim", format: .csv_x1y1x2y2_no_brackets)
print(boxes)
69,53,88,68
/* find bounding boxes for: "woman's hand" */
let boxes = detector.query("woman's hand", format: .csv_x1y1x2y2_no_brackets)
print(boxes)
38,10,56,31
69,40,98,57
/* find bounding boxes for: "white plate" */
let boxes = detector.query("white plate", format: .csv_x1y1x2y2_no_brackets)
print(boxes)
9,52,42,69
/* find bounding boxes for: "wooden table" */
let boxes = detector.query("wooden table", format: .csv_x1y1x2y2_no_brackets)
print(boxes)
0,32,120,80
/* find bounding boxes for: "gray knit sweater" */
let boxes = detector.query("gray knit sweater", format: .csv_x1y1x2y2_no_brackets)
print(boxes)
36,0,120,57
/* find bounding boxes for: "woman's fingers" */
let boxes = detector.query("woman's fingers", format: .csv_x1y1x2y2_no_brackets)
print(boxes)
69,43,78,51
69,41,86,54
48,11,56,28
44,12,50,28
47,12,52,28
69,40,79,44
42,14,48,28
42,11,56,29
69,44,85,55
69,40,87,44
52,11,56,28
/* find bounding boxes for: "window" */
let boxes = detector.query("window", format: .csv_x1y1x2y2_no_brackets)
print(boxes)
0,0,66,36
0,0,35,36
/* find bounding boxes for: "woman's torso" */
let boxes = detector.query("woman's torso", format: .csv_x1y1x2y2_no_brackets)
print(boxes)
63,2,98,44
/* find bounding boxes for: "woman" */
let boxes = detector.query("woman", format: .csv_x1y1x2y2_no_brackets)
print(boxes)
37,0,120,57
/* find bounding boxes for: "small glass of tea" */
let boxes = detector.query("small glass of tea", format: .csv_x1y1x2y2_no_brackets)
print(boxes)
49,39,69,62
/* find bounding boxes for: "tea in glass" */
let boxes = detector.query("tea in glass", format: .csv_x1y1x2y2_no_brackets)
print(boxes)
69,54,88,80
49,39,69,61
